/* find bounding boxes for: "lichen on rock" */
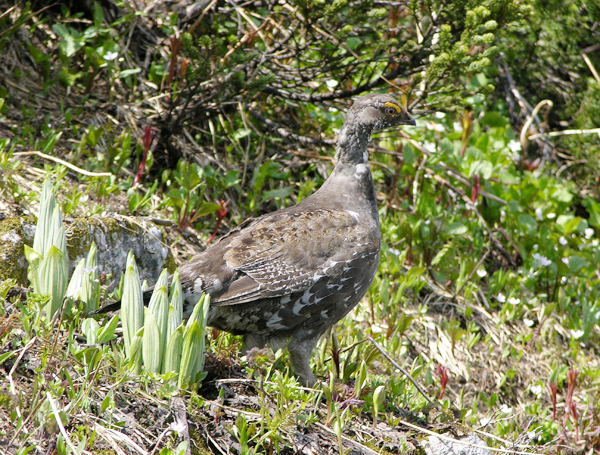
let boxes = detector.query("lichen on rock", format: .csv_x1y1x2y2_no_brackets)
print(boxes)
0,215,175,290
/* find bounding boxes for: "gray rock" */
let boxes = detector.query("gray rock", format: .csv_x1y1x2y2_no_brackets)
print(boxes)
426,432,491,455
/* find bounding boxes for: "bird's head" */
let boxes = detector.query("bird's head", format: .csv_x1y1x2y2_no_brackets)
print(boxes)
345,93,416,135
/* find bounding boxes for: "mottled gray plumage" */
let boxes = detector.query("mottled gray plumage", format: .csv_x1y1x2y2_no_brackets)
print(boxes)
98,94,415,385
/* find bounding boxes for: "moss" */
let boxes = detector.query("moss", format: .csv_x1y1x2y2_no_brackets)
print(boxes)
164,248,177,274
0,216,31,286
189,427,212,455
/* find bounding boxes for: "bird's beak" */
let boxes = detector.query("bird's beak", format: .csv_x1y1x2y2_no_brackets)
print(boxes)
403,115,417,126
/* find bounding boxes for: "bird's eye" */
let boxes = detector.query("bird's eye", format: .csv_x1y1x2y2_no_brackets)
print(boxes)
385,106,398,116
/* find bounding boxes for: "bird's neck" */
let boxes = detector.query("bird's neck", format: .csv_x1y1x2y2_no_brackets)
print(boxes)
335,123,371,165
304,125,379,222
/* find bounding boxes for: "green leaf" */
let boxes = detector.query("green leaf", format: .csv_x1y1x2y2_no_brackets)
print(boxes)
568,256,587,274
82,318,100,344
97,315,120,344
33,179,57,257
179,322,201,388
163,325,184,374
195,202,222,217
169,271,183,312
468,160,493,179
372,385,386,427
122,253,144,358
24,245,42,292
0,351,15,367
233,128,251,140
262,187,294,202
142,308,161,373
52,24,84,57
518,214,537,235
38,246,68,318
148,281,169,365
119,68,141,78
128,327,144,374
445,222,468,235
556,215,582,234
225,170,240,188
66,259,85,299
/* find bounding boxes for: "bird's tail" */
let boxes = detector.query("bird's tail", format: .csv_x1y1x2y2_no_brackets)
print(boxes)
88,288,153,315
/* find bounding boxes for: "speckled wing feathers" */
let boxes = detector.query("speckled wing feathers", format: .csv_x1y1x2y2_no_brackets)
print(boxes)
210,209,377,306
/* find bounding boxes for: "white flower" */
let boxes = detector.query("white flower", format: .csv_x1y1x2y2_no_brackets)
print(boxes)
326,79,338,88
523,318,534,327
559,236,567,245
547,213,556,219
479,417,492,426
507,139,521,152
453,122,462,132
500,210,505,222
425,122,445,131
434,111,446,119
533,244,538,250
561,276,567,284
585,228,594,239
423,140,437,153
570,329,584,339
476,269,487,278
530,384,542,395
432,33,440,46
527,431,538,441
104,51,118,61
497,293,506,303
371,325,383,333
499,404,512,414
535,207,543,221
508,297,521,305
170,421,186,433
532,253,551,267
562,257,569,265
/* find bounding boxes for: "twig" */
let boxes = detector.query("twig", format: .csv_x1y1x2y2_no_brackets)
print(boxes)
366,336,439,408
47,391,93,455
8,336,37,419
519,100,553,149
170,396,192,455
188,0,218,34
12,151,113,177
206,430,228,455
94,423,146,455
582,53,600,83
249,109,336,146
148,427,172,455
314,422,380,455
529,127,600,141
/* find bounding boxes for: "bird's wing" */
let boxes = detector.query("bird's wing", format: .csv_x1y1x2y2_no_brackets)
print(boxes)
204,208,377,306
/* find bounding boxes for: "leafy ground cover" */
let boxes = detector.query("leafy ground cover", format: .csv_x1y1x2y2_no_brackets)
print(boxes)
1,1,600,454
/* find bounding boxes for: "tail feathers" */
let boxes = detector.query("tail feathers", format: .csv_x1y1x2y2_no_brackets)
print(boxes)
88,287,154,315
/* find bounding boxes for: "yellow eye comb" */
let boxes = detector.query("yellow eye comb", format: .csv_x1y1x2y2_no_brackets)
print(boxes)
383,102,401,114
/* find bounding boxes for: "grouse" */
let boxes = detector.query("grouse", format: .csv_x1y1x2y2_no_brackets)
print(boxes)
98,94,415,385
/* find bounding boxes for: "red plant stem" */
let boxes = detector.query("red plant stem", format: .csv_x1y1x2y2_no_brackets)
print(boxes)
207,200,229,243
436,365,449,400
549,381,557,421
133,127,155,187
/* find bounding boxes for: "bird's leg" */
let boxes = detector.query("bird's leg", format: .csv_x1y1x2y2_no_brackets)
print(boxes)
242,333,267,353
287,336,318,387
